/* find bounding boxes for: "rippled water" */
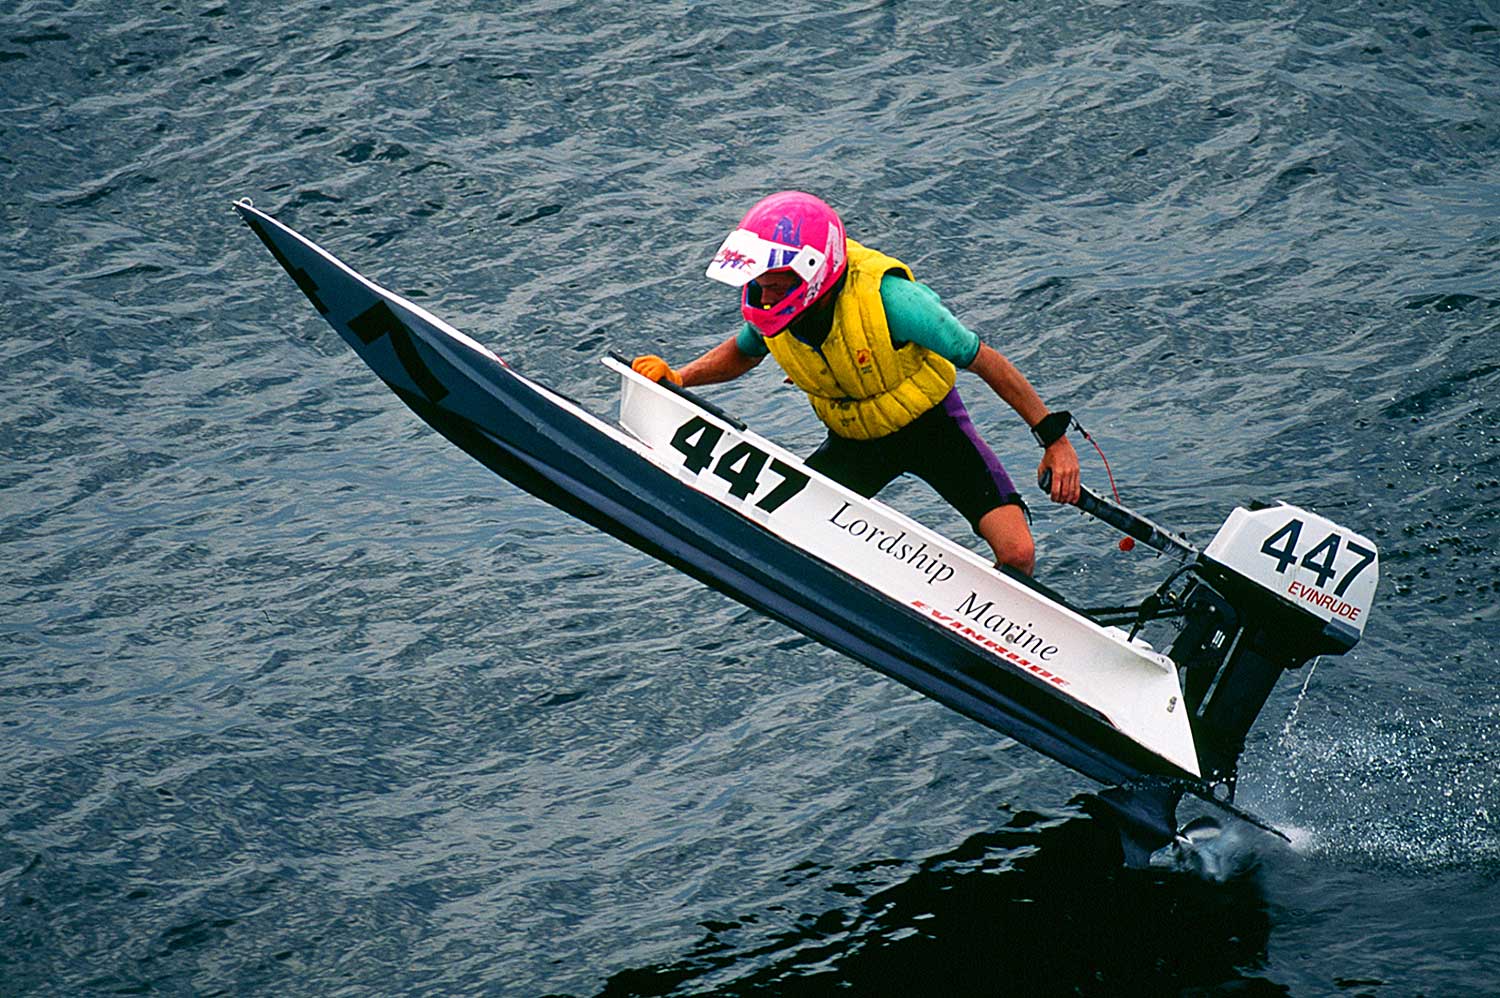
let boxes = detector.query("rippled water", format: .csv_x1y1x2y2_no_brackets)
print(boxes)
3,1,1497,995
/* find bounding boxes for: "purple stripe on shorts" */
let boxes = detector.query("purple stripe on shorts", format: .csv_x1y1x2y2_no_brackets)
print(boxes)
941,389,1019,497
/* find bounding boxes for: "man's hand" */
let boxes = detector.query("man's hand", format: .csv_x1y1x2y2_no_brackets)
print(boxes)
631,355,683,386
1037,437,1081,504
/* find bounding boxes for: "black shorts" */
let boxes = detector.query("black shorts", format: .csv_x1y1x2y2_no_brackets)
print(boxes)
804,389,1026,533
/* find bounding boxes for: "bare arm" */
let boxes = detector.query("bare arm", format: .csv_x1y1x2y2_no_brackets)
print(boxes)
966,344,1080,504
967,343,1050,426
678,334,764,387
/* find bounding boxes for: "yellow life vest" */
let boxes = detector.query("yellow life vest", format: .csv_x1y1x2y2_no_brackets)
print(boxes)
764,239,957,440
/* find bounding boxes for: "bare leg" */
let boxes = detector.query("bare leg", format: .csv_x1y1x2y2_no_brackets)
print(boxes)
977,504,1035,576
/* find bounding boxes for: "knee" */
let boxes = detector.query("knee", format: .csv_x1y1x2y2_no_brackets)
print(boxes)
979,507,1035,576
992,533,1036,576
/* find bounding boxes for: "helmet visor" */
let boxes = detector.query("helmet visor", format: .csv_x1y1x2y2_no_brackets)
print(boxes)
705,228,827,289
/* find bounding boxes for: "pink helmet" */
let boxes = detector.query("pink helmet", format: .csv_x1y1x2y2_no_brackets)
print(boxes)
705,191,849,336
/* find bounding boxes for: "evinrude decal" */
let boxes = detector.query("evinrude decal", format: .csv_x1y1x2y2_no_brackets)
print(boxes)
912,601,1068,687
952,591,1060,662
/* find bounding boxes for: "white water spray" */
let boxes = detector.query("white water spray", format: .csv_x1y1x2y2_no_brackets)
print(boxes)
1280,656,1321,747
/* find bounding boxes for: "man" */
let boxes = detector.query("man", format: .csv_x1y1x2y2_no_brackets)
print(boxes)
633,191,1079,576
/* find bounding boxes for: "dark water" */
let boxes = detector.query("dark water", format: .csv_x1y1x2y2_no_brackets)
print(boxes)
3,1,1497,994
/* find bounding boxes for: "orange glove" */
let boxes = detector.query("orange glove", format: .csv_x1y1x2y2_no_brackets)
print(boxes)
632,354,683,386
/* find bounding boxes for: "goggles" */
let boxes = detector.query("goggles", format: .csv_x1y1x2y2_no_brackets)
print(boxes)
705,228,827,289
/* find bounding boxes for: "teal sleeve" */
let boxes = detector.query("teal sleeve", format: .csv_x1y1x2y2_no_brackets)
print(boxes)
735,322,769,357
879,275,981,368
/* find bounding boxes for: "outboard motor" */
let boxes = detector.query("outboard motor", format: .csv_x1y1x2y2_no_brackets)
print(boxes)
1068,488,1379,862
1175,503,1379,796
